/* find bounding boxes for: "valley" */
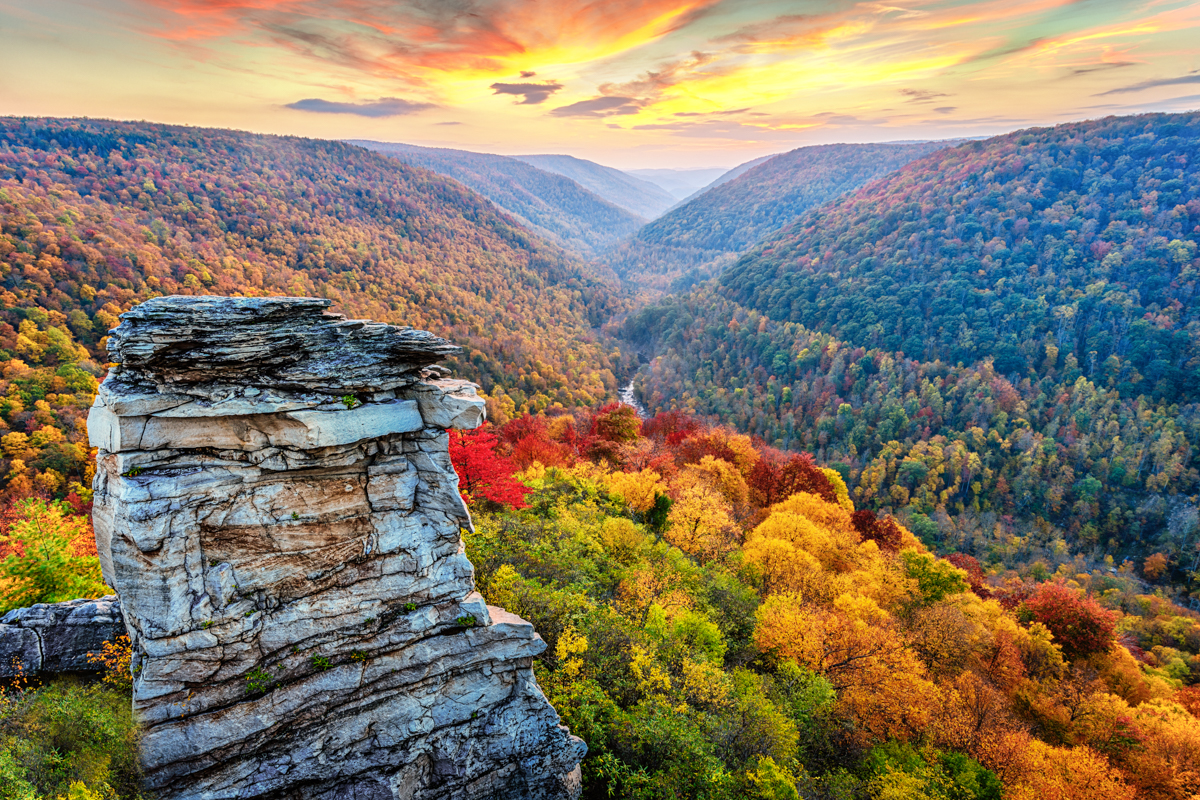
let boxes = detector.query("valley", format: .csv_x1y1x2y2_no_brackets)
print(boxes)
2,110,1200,800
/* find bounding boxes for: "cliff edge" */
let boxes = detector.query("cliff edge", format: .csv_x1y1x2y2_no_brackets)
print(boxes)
87,295,585,800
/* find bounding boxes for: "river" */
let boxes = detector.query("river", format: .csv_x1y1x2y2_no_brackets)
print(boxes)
618,380,648,419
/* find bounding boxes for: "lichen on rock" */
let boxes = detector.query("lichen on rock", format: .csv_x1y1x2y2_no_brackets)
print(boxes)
88,296,585,800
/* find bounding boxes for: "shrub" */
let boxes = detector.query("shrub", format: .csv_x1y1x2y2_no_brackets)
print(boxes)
244,668,274,695
0,678,143,799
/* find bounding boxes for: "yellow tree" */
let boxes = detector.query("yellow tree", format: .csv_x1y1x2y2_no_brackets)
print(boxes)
666,483,736,562
1007,741,1134,800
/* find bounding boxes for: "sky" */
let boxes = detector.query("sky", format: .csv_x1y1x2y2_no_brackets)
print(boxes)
1,0,1199,169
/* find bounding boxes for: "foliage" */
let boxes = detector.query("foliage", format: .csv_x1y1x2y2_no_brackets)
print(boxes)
449,425,530,509
86,635,132,692
0,677,145,799
862,741,1002,800
1021,582,1119,661
464,406,1200,799
0,117,634,427
722,113,1200,404
352,140,647,258
622,112,1200,597
0,497,107,612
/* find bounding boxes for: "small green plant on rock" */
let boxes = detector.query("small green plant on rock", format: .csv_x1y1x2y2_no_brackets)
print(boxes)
121,466,143,478
340,395,361,409
402,602,417,613
245,668,274,695
350,650,368,663
455,615,477,628
310,655,332,671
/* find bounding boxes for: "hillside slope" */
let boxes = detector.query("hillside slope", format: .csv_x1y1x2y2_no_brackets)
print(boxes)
512,153,676,219
350,140,644,257
623,112,1200,576
674,153,776,205
0,118,631,418
610,141,947,288
722,112,1200,402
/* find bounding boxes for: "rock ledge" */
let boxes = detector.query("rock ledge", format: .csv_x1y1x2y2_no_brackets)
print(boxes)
88,296,584,800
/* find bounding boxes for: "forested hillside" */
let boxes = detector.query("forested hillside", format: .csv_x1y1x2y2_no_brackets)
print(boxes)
610,142,947,290
623,113,1200,601
351,140,644,257
673,153,777,205
513,153,676,219
9,401,1200,798
0,118,632,500
722,113,1200,402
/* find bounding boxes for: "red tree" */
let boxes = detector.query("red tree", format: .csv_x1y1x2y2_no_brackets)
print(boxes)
1022,582,1118,661
945,553,992,598
500,415,575,469
850,508,904,551
642,409,700,446
748,453,837,507
448,426,530,509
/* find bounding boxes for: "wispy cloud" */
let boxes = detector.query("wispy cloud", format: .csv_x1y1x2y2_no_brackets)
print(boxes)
11,0,1200,158
285,96,434,116
901,89,951,104
1096,71,1200,96
133,0,724,76
490,81,564,104
550,96,643,117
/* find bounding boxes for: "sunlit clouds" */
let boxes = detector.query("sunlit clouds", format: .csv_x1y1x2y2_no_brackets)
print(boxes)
1,0,1198,166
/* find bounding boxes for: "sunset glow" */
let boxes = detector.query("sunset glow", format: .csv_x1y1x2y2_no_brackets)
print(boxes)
2,0,1198,166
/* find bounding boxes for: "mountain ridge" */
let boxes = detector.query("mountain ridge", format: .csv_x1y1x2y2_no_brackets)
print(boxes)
608,141,949,289
0,118,631,417
349,139,645,258
512,153,676,219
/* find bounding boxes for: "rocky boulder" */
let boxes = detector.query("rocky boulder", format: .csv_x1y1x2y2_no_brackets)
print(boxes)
88,296,584,800
0,596,125,677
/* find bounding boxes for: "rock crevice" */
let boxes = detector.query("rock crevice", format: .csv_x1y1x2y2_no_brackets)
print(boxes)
88,296,584,800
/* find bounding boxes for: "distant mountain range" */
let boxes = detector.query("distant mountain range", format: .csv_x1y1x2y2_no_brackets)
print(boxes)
350,140,645,258
673,154,776,204
626,167,732,200
512,154,676,219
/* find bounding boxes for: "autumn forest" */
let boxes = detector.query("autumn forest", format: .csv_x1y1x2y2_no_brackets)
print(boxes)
2,111,1200,800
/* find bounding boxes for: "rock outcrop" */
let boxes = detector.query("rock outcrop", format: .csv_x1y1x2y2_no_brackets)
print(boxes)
0,596,125,677
88,296,585,800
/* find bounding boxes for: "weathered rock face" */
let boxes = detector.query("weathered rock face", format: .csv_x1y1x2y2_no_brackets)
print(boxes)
0,596,125,677
89,296,585,800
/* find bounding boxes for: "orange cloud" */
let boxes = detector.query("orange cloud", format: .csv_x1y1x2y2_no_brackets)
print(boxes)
131,0,721,77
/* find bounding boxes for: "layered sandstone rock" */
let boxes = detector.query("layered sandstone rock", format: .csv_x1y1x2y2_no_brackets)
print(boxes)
88,296,584,800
